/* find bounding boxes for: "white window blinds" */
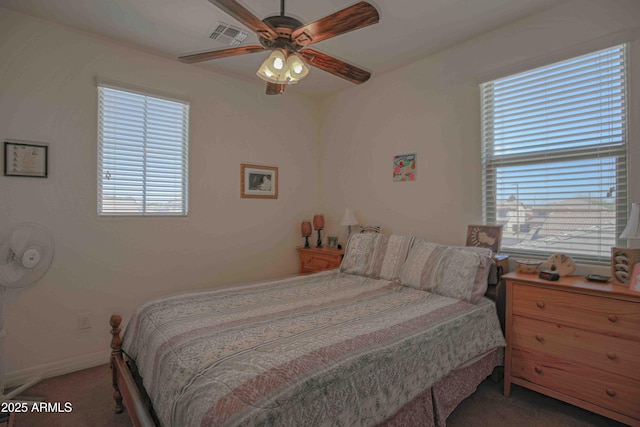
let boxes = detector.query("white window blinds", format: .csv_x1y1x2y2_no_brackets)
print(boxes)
481,44,627,263
98,85,189,216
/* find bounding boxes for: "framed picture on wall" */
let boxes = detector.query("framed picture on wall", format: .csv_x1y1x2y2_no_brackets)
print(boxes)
393,153,416,182
4,141,48,178
240,163,278,199
466,224,503,254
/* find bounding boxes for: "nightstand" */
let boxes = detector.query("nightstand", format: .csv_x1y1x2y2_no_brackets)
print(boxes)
297,247,344,274
503,272,640,426
485,254,509,301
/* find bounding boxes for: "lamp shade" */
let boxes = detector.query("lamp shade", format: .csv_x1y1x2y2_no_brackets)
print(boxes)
301,221,312,237
286,53,309,83
340,208,359,226
256,49,288,84
620,202,640,239
313,214,324,230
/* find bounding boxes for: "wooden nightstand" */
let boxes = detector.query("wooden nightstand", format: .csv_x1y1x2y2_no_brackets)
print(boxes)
503,272,640,426
297,247,344,274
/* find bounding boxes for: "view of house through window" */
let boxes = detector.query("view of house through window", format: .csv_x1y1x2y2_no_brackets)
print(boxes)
481,44,628,263
98,84,190,216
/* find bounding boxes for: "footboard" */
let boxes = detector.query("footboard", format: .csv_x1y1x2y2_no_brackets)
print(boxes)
109,314,155,427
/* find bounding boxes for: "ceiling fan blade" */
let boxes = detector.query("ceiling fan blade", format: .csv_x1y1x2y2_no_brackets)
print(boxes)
266,83,285,95
300,49,371,84
292,1,379,47
178,45,265,64
209,0,278,41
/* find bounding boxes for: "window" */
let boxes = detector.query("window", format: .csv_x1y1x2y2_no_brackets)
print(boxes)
481,44,628,263
98,84,189,216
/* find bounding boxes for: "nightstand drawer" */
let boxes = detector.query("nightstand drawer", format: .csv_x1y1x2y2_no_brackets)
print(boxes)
512,348,640,419
512,283,640,338
298,247,344,274
512,315,640,378
301,254,339,271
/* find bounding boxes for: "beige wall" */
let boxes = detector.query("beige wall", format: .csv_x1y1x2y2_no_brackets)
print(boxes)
0,8,321,381
318,0,640,255
1,0,639,382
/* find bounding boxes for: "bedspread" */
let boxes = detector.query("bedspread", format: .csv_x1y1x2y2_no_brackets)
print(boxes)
122,271,505,427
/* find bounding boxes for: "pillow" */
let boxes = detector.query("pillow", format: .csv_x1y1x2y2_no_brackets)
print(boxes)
340,233,378,275
365,234,414,280
341,233,414,280
399,239,493,303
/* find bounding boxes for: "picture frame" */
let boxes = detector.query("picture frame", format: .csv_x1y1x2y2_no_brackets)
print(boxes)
4,141,48,178
611,247,640,285
466,224,503,254
240,163,278,199
629,263,640,293
327,236,338,249
393,153,416,182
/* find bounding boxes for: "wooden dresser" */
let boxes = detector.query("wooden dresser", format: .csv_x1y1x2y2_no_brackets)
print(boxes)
297,247,344,274
503,272,640,426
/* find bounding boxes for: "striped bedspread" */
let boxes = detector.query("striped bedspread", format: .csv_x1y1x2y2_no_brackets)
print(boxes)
122,271,505,427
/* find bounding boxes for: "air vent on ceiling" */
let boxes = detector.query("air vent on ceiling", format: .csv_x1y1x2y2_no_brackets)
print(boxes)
210,22,248,47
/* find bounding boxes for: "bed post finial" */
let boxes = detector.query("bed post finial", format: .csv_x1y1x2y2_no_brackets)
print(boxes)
110,314,124,413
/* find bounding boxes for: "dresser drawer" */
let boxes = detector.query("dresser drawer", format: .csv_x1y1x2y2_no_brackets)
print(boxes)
512,283,640,338
512,315,640,378
512,348,640,420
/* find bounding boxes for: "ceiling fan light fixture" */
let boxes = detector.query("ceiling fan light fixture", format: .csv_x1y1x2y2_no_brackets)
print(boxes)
257,49,310,85
286,52,309,82
257,48,288,83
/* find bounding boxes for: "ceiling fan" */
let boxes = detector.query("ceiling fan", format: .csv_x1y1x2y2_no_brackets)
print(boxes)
178,0,380,95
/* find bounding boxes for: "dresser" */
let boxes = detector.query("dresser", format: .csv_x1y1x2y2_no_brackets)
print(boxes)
297,247,344,274
503,272,640,426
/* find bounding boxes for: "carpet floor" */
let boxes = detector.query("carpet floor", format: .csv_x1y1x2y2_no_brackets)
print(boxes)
9,364,626,427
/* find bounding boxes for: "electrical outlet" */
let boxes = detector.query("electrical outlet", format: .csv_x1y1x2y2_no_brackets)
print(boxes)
77,312,91,330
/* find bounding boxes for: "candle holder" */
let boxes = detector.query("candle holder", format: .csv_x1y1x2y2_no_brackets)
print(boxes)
313,214,325,248
301,221,312,248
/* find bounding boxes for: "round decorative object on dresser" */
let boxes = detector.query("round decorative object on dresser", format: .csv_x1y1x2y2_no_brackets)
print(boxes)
514,259,542,274
543,253,576,276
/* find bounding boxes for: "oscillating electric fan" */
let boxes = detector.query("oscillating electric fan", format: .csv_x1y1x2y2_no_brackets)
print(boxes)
0,223,55,403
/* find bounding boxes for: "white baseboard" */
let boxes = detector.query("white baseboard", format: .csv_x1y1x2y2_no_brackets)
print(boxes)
4,349,111,389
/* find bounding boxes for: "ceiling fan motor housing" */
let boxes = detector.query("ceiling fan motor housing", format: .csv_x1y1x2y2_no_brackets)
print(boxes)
259,15,304,52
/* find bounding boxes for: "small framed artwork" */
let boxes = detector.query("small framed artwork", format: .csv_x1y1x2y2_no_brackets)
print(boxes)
327,236,338,249
240,163,278,199
393,153,416,182
466,224,503,254
4,141,48,178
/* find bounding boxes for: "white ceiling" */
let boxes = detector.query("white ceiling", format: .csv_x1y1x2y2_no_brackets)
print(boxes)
0,0,565,97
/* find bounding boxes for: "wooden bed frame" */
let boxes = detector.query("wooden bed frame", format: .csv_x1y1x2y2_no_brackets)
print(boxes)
110,314,155,427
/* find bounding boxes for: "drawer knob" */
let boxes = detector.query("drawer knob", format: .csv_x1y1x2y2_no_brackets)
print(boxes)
534,366,543,375
606,388,616,397
536,301,545,309
607,314,618,323
606,352,617,360
535,334,544,343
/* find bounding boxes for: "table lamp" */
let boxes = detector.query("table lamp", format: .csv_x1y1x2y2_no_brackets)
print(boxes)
620,202,640,248
313,214,324,248
301,221,312,248
340,208,359,236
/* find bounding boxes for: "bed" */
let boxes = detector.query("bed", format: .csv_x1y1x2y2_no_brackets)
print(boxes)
109,234,506,427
